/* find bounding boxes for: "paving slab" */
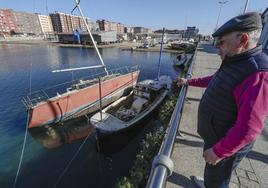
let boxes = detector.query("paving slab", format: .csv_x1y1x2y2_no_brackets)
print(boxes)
166,42,268,188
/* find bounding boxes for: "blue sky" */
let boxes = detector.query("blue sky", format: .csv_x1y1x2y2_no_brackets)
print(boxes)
1,0,268,35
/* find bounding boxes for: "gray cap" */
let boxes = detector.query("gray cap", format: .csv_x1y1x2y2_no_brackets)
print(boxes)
212,12,262,37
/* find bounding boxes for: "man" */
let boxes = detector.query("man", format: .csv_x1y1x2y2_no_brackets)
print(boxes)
178,12,268,188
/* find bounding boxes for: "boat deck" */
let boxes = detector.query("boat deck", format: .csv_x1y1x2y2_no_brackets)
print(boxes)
91,112,126,132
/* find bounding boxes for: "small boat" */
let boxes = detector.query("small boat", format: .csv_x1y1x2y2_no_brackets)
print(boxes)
90,75,172,138
171,41,194,50
173,53,188,68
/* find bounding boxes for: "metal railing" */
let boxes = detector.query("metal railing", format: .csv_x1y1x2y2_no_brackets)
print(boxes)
146,44,199,188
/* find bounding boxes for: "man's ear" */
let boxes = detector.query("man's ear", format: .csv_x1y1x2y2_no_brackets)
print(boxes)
239,33,249,48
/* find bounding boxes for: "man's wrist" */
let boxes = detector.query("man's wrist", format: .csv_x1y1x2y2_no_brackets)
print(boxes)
186,79,189,85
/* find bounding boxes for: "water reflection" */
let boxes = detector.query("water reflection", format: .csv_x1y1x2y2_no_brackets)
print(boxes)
29,116,96,149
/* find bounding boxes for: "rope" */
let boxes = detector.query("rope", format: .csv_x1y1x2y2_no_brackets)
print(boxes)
13,59,33,188
13,113,30,188
52,115,92,188
29,62,32,95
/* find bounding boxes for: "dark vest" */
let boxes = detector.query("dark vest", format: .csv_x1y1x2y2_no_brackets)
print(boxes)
197,46,268,150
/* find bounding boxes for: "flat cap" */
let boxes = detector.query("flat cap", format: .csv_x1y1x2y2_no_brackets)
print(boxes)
212,12,262,37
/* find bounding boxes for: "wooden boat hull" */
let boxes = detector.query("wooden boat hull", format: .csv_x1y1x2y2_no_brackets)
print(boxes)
28,71,139,128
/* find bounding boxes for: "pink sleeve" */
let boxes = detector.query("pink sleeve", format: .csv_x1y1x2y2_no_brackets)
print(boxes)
213,72,268,159
188,75,214,88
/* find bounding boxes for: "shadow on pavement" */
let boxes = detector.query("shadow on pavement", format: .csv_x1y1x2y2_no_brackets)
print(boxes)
167,172,200,188
179,131,203,140
247,150,268,164
176,138,204,148
187,97,202,102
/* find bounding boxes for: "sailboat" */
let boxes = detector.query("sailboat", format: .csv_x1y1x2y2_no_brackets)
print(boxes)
22,0,140,128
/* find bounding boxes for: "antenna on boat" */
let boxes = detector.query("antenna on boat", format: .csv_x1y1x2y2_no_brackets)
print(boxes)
157,27,165,80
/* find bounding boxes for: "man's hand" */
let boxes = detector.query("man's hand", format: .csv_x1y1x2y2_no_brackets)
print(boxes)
177,78,188,87
203,148,222,165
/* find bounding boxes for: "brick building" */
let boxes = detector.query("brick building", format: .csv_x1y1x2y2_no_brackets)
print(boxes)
49,12,92,33
0,9,16,35
12,11,42,35
97,19,125,34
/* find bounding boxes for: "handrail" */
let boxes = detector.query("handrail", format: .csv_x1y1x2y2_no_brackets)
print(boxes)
146,43,199,188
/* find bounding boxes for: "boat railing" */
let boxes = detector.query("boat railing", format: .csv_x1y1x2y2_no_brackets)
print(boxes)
146,44,198,188
22,65,139,110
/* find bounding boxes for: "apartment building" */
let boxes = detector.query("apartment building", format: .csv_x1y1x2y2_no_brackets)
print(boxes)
38,14,53,34
0,9,16,35
49,12,92,33
184,26,199,39
12,11,42,35
97,19,125,34
133,27,146,34
116,23,124,34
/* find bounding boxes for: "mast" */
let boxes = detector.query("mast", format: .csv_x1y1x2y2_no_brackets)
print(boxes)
157,28,165,80
52,0,109,75
74,0,108,75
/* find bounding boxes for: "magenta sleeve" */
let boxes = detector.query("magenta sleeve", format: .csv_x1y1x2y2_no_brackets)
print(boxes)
188,75,214,88
213,72,268,159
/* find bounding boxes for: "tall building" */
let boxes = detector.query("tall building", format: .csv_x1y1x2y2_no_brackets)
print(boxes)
50,13,63,33
49,12,92,33
97,19,124,34
13,11,42,35
184,26,199,39
37,14,54,34
0,9,16,35
134,27,145,34
116,23,124,34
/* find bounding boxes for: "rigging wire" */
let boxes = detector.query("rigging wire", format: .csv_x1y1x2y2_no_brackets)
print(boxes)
71,0,80,14
13,61,33,188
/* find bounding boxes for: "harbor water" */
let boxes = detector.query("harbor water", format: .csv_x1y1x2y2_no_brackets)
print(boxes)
0,44,180,188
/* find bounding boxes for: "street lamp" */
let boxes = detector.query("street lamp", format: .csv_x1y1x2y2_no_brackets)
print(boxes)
215,1,228,31
213,1,228,45
243,0,250,13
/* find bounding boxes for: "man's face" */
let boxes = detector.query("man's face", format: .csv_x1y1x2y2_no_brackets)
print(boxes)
216,32,242,60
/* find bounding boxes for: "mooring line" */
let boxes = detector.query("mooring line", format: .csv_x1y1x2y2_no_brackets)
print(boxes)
13,57,33,188
13,112,30,188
